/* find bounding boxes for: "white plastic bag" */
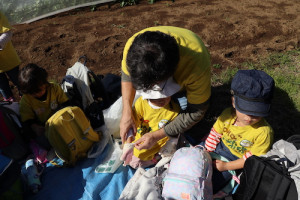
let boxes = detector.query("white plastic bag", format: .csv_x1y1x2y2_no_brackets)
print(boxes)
102,97,123,139
102,95,140,139
94,140,123,173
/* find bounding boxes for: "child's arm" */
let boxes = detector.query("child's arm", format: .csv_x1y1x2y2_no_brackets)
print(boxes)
214,158,245,171
205,127,222,152
215,151,253,171
204,108,231,151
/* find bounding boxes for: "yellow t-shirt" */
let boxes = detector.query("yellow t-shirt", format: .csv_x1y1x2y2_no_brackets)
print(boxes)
0,12,21,73
132,97,180,160
121,26,211,105
213,108,273,158
19,83,69,124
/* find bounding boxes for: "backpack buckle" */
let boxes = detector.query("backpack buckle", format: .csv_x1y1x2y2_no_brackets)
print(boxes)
68,139,76,151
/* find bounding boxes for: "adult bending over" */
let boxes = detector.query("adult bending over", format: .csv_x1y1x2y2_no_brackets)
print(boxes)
120,26,211,150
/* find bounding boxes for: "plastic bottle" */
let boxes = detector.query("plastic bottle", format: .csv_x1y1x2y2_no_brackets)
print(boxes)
25,159,41,193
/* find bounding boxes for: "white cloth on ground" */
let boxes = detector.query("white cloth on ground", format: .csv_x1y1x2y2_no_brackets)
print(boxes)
119,165,166,200
63,62,94,109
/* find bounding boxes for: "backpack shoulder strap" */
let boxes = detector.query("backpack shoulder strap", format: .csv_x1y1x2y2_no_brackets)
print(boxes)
209,152,240,197
240,156,267,199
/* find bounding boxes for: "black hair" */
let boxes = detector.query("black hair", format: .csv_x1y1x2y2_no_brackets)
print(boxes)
19,63,49,94
126,31,179,90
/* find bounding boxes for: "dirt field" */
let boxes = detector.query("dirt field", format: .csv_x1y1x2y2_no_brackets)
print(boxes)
12,0,300,80
11,0,300,140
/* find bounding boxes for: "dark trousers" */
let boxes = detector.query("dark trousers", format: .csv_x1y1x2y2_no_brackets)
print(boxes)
212,141,239,194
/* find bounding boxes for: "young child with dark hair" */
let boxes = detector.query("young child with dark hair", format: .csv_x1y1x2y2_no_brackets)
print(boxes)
19,64,69,149
121,77,181,168
204,69,275,193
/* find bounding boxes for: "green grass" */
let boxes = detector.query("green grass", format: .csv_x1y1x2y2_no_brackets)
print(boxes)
210,49,300,142
154,20,160,26
112,24,126,29
243,49,300,110
212,63,222,69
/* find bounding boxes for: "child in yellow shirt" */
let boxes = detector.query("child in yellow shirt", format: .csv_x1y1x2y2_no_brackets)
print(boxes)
121,77,181,168
204,69,275,193
19,64,69,149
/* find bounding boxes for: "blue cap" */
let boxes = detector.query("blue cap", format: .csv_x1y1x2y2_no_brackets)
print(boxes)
231,70,275,117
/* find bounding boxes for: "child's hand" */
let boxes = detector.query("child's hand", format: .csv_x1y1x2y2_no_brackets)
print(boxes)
213,159,228,172
134,133,155,150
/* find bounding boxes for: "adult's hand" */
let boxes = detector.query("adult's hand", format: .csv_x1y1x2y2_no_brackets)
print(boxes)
134,128,166,150
120,111,136,144
120,81,136,144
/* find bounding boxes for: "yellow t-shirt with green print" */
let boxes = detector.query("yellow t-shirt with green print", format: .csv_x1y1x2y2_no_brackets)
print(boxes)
0,12,21,73
19,83,69,124
213,107,273,158
121,26,211,105
132,97,180,161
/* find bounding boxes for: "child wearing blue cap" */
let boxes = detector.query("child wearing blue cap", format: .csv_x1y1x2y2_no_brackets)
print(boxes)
204,69,275,193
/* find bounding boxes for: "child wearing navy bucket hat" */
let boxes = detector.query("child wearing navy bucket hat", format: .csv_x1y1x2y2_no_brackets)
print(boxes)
204,69,275,194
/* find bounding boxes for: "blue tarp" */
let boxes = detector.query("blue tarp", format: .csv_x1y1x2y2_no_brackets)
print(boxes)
27,143,135,200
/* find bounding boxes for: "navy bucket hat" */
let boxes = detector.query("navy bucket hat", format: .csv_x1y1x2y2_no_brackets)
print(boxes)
231,70,275,117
